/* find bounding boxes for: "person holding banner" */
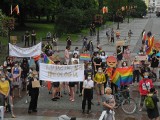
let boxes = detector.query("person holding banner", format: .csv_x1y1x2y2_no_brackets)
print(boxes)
94,67,106,105
64,46,70,65
51,61,61,101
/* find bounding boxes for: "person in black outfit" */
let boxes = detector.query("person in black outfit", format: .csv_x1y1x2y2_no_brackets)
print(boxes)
117,46,123,61
21,58,29,91
31,30,36,46
150,51,159,73
66,36,72,47
24,31,30,47
27,70,39,114
93,53,102,72
146,87,159,120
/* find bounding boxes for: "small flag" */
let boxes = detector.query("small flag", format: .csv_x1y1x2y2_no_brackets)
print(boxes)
102,7,108,14
80,53,91,61
11,5,20,15
44,54,54,64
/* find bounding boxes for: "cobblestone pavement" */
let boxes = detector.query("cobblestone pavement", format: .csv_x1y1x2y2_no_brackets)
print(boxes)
4,14,160,120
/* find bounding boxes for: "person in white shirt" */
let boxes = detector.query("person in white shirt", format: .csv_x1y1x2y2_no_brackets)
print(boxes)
64,46,70,65
82,75,94,114
73,47,79,56
71,53,79,64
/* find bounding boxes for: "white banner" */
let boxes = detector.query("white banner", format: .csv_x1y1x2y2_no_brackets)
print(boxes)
39,63,84,82
9,42,42,57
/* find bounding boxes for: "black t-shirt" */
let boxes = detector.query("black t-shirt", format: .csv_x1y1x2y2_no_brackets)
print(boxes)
84,69,94,80
94,57,102,68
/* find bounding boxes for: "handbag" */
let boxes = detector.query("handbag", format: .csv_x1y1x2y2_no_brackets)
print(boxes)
32,80,40,88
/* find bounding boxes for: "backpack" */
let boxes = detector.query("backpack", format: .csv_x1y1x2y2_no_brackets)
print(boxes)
145,95,155,109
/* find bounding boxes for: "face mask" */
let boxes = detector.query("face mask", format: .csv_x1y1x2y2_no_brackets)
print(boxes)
1,78,5,81
98,69,102,73
35,75,38,78
101,53,105,56
144,75,148,78
123,63,126,66
29,69,32,73
88,77,91,80
15,64,18,67
88,66,92,69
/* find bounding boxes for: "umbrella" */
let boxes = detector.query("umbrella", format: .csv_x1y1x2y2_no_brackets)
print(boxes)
156,52,160,57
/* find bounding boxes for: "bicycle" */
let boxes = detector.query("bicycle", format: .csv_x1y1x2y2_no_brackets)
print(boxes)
114,87,137,114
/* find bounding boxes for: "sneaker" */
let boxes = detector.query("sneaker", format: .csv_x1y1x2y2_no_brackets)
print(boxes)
71,99,75,102
139,108,142,111
87,110,91,114
25,100,28,104
55,97,60,99
51,98,57,101
82,109,85,114
32,109,37,112
28,110,32,114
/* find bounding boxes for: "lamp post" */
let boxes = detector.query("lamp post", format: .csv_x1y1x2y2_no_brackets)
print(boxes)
117,0,120,29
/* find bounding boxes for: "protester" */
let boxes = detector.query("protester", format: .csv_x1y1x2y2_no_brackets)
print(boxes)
93,53,102,72
66,36,72,47
82,75,94,114
87,40,94,56
69,60,78,102
4,69,16,118
150,50,159,74
11,62,22,98
128,30,133,39
94,67,106,105
132,57,140,85
73,47,80,56
82,37,88,52
24,31,30,47
0,72,10,113
3,57,14,73
116,46,123,66
64,46,70,65
51,61,61,101
110,28,114,44
21,58,29,91
123,46,131,63
102,87,115,120
100,51,107,70
31,30,36,46
146,87,159,120
46,32,52,39
71,53,79,64
139,70,153,111
27,70,40,114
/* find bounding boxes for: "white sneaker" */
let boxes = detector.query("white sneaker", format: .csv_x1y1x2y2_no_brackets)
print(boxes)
139,108,142,111
25,100,28,104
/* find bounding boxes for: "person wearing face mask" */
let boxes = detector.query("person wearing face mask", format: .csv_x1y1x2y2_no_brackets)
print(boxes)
94,67,106,105
82,75,94,114
11,62,22,98
139,70,153,111
27,70,40,114
0,73,10,115
100,51,107,70
71,53,79,65
94,53,102,72
21,58,29,91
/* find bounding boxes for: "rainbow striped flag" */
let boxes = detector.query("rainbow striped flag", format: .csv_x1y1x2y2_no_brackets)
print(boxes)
146,36,154,55
79,53,91,61
111,67,133,87
44,54,54,64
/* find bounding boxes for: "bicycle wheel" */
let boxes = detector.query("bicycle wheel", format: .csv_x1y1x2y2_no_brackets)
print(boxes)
121,98,137,114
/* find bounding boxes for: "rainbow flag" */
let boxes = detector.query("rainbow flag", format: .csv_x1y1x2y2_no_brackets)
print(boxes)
111,67,133,87
44,54,54,64
146,36,154,55
80,53,91,61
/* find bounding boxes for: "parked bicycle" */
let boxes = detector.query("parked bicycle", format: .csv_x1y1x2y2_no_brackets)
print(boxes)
114,87,137,114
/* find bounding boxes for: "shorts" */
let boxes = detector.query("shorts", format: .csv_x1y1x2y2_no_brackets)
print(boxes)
69,82,76,87
96,84,104,94
52,82,60,88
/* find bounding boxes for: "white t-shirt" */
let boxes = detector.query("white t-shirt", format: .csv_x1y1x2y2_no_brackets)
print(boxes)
83,80,94,89
71,58,79,64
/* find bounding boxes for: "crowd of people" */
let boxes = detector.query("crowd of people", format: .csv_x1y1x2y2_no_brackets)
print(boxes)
0,27,160,120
